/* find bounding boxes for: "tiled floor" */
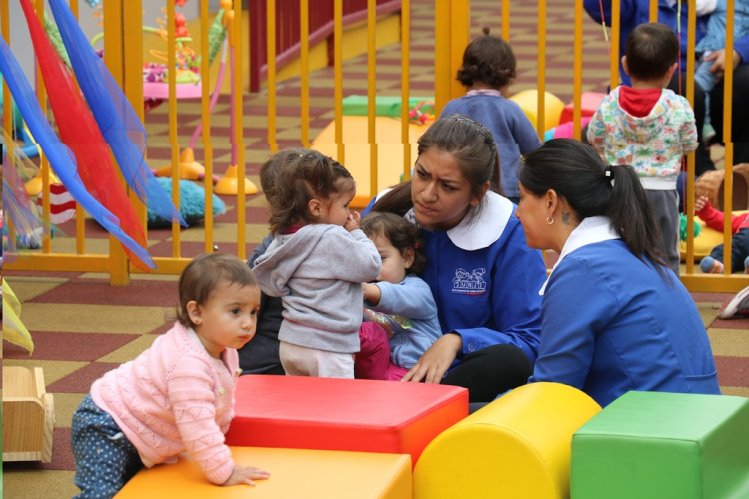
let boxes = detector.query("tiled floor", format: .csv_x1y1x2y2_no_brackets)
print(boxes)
3,1,748,498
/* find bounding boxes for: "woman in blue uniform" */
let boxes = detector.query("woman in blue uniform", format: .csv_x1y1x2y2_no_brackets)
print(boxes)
516,139,720,407
373,115,547,402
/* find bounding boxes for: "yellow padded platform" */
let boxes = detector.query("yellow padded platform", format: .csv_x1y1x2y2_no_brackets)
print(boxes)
680,212,748,262
117,446,411,499
413,382,601,499
312,116,429,208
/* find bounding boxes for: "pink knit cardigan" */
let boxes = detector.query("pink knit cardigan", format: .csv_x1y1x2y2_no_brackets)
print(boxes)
91,321,241,484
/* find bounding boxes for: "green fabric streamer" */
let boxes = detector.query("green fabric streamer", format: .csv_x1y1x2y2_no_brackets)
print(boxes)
208,9,228,64
44,12,72,69
680,213,702,241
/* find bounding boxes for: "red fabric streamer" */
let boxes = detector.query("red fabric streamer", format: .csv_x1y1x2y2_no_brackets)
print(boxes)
19,0,151,271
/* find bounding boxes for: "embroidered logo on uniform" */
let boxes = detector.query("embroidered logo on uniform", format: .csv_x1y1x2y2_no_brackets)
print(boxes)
451,267,487,295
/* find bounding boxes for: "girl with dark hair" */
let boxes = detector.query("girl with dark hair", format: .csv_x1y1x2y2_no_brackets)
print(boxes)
253,148,381,379
355,211,442,381
516,138,720,407
375,115,547,403
72,253,268,496
440,27,541,204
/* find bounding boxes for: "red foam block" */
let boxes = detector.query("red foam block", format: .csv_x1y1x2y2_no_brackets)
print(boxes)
558,91,606,125
226,375,469,465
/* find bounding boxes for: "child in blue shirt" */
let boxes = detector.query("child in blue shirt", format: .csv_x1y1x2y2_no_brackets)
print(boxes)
440,27,541,204
356,212,442,381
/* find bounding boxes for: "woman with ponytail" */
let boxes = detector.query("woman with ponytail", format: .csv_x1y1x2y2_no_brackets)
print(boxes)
516,139,720,407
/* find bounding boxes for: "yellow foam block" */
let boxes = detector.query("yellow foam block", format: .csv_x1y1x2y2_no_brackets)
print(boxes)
117,446,411,499
413,382,601,499
312,116,428,208
509,89,565,131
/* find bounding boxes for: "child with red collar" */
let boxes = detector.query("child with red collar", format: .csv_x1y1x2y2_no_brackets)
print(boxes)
587,23,698,276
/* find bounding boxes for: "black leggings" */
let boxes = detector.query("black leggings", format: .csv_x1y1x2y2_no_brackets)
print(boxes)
441,344,533,403
710,228,749,273
710,64,749,166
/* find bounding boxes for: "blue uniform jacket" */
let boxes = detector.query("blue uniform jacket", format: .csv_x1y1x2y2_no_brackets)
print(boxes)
530,238,721,407
417,192,546,366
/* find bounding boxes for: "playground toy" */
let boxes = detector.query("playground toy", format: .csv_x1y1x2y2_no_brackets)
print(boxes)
312,115,428,208
48,0,185,229
2,366,55,463
117,446,411,499
148,0,257,195
571,391,749,499
0,35,155,268
21,0,154,270
413,382,601,499
509,89,565,132
225,374,468,465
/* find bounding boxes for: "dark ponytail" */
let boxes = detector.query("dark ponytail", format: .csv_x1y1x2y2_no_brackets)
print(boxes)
519,139,667,272
605,162,665,269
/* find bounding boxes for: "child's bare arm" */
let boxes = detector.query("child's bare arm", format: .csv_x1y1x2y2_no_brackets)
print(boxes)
362,282,381,305
222,464,270,487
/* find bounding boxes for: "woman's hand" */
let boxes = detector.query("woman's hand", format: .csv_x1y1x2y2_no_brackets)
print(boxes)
401,333,462,383
704,49,742,80
223,464,270,486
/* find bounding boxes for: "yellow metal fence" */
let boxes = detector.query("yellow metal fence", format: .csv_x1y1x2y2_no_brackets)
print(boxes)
1,0,746,291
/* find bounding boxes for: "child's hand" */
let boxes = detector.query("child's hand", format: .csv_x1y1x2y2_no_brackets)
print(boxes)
223,464,270,487
695,195,708,213
344,211,361,232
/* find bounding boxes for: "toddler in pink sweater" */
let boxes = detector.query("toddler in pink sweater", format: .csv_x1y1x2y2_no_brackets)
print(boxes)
71,253,269,497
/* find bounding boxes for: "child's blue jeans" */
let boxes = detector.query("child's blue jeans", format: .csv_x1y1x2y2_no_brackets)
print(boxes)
71,395,144,498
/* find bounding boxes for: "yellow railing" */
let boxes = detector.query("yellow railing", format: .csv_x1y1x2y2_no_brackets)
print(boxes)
1,0,745,291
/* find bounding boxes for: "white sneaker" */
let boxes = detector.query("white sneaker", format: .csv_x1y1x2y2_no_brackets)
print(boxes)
718,285,749,319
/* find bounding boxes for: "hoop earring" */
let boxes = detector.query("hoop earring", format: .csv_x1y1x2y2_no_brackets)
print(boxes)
546,216,554,225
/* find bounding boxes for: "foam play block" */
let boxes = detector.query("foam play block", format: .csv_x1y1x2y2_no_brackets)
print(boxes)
311,116,428,208
509,89,565,131
116,446,411,499
412,382,601,499
226,375,468,465
342,95,434,117
558,91,606,126
571,391,749,499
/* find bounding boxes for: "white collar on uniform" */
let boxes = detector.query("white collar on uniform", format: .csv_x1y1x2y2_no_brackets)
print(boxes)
538,216,620,296
406,191,514,251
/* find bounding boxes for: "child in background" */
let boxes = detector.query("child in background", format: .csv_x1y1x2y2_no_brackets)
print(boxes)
440,27,541,204
238,154,285,375
71,253,269,497
694,0,749,141
696,194,749,274
587,22,698,275
253,148,381,379
356,212,442,381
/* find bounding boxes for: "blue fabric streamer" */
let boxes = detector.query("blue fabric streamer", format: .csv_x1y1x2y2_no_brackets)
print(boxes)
48,0,186,227
0,37,156,268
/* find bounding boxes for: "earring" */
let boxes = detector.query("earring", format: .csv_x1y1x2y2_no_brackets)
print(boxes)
546,216,554,225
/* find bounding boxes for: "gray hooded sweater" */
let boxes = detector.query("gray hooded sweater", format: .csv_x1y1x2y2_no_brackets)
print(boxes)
253,224,381,353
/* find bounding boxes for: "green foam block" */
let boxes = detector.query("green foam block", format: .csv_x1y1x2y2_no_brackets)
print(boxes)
341,95,433,117
571,391,749,499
